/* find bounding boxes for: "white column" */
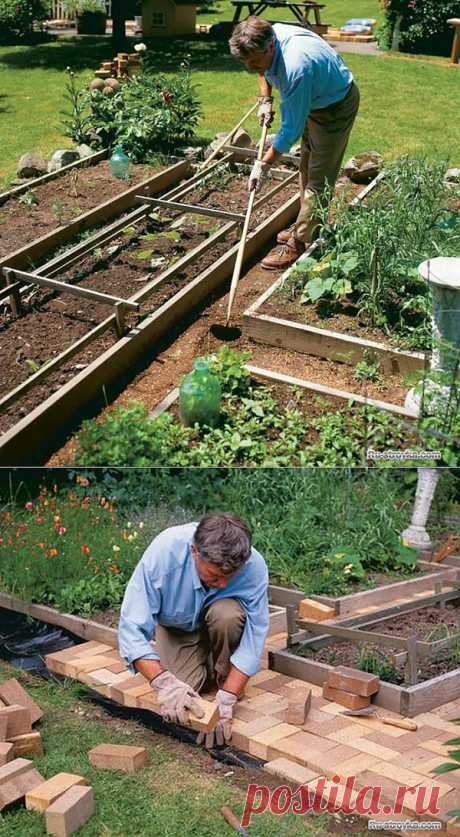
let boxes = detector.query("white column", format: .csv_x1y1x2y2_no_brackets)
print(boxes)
405,257,460,414
401,467,440,549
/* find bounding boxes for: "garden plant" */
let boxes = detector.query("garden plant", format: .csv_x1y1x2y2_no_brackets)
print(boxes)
2,468,449,615
61,55,202,161
378,0,460,56
282,156,460,351
71,346,459,468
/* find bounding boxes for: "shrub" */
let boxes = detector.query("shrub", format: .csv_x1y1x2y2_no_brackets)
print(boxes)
379,0,460,56
0,0,50,42
62,59,202,162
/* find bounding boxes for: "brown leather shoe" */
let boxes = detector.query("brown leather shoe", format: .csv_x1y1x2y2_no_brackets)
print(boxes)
276,225,295,244
261,237,305,271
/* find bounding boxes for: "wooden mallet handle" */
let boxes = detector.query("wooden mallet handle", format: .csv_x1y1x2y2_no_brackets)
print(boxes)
382,717,418,731
221,806,248,835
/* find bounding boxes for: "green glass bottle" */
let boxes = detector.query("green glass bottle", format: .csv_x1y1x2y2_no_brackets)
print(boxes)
109,145,130,180
179,358,221,428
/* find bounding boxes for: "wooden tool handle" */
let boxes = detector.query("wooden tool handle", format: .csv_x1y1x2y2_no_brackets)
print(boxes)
221,806,243,831
226,120,269,325
200,102,258,170
382,717,418,731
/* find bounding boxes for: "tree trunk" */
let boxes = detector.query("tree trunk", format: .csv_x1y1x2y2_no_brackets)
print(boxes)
111,0,127,51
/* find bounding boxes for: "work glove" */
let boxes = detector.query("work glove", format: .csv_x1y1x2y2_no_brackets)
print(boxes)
196,688,238,749
257,95,274,127
150,671,205,726
248,160,268,193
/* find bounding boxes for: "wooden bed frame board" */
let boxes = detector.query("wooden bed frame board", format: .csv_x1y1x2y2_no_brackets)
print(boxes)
0,193,300,465
268,565,460,615
312,567,460,615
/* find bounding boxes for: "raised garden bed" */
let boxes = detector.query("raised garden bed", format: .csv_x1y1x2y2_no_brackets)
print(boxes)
244,159,460,376
112,360,423,469
243,258,427,377
296,603,460,685
0,167,300,465
269,564,460,617
0,157,164,261
270,587,460,716
0,591,286,645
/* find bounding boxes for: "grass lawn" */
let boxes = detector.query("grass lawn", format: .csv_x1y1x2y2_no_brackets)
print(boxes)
197,0,383,27
0,660,365,836
1,30,459,186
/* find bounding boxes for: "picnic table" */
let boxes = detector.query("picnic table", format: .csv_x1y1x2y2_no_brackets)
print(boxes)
231,0,327,33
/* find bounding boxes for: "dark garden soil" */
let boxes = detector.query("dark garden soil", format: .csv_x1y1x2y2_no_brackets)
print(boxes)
0,161,160,259
0,171,302,436
297,603,460,685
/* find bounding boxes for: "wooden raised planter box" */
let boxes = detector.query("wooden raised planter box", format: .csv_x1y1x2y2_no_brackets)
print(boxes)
0,192,299,466
270,587,460,716
0,149,107,208
243,275,426,377
242,173,427,378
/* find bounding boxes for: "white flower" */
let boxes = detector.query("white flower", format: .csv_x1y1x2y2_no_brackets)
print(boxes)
134,43,147,52
112,544,120,552
139,522,144,529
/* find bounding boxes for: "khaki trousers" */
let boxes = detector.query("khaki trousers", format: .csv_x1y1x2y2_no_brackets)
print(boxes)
155,598,246,693
295,81,360,244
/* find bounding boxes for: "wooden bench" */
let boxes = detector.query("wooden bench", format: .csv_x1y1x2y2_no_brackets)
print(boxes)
447,18,460,64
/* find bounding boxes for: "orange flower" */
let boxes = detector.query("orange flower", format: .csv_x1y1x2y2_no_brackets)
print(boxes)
38,542,45,549
54,515,61,524
49,548,58,557
80,544,90,555
109,564,120,573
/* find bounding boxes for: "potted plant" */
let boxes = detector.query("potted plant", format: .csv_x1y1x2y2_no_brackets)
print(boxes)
63,0,107,35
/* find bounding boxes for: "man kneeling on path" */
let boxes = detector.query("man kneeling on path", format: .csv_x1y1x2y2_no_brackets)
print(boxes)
118,512,269,748
229,17,360,270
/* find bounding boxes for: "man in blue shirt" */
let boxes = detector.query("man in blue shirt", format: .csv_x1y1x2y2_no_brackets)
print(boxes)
229,17,360,270
118,512,269,748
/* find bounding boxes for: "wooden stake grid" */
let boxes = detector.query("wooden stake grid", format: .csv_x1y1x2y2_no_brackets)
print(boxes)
292,585,460,687
0,155,296,417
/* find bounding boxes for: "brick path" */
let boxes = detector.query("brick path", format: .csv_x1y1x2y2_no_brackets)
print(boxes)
45,634,460,834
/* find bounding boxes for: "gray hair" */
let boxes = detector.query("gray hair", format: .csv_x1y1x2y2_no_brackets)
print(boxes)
229,17,275,59
194,512,252,573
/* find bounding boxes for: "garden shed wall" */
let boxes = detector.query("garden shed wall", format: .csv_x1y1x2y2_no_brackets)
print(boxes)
142,0,196,36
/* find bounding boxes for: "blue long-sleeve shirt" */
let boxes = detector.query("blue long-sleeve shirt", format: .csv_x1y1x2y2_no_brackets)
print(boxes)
118,522,270,677
265,23,354,154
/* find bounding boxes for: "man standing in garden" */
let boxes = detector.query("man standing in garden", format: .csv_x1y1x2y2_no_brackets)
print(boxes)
118,512,269,748
229,17,360,269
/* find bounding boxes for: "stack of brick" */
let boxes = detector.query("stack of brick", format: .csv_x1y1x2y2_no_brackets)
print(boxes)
0,758,95,834
0,679,44,764
323,665,380,710
94,52,141,82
